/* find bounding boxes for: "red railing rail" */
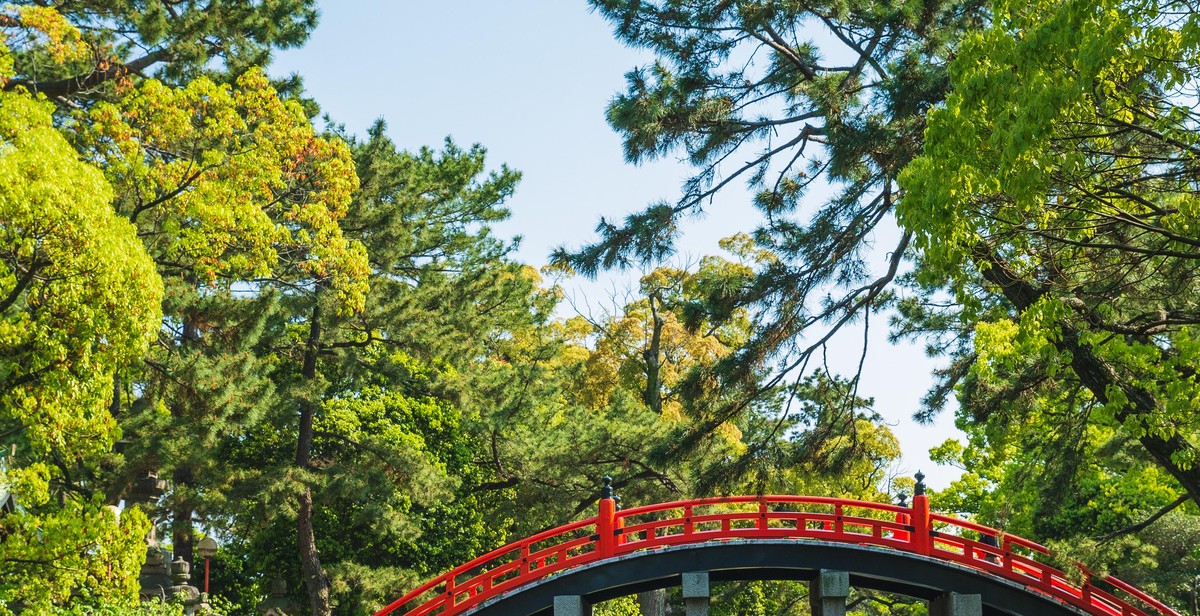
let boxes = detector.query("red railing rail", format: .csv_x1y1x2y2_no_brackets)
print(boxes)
376,483,1181,616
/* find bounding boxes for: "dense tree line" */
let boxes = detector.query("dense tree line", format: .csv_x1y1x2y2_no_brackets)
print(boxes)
2,0,1198,614
0,2,898,614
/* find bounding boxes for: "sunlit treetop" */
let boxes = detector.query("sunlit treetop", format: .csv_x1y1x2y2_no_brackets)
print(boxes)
0,82,161,462
76,67,369,311
0,47,162,610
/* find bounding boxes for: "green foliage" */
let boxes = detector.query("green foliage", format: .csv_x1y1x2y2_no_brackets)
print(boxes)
0,77,162,611
203,124,544,615
713,581,780,616
55,597,185,616
899,0,1200,607
2,0,319,99
554,0,987,504
340,120,535,360
593,595,641,616
476,256,904,540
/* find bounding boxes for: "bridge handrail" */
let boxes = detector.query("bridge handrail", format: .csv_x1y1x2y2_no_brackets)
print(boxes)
930,512,1051,554
377,492,1182,616
616,494,911,518
1080,562,1180,616
925,511,1175,616
377,516,600,616
454,516,597,576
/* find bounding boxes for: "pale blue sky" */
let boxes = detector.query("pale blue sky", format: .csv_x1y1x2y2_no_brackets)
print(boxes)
272,1,964,490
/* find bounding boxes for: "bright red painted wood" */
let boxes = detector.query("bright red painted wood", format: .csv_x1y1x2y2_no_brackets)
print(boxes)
375,495,1181,616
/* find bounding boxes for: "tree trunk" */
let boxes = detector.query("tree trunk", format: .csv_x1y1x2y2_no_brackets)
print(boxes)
639,589,667,616
298,486,331,616
171,465,194,564
297,301,332,616
643,294,664,415
172,316,201,565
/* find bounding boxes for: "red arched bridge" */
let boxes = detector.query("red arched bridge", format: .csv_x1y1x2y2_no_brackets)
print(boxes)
377,477,1180,616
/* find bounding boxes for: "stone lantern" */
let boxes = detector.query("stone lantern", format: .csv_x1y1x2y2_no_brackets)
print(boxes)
169,556,209,614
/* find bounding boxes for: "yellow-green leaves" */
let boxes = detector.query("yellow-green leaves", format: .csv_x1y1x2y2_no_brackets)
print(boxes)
901,0,1200,264
0,89,161,458
0,499,152,614
900,0,1200,567
0,87,162,613
78,68,369,312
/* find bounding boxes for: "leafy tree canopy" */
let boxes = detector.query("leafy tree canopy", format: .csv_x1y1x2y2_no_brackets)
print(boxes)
900,0,1200,506
0,47,161,611
896,0,1200,608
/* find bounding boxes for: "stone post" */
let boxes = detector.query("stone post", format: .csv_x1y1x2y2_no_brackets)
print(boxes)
930,592,982,616
682,571,710,616
258,578,301,615
554,595,592,616
139,544,172,602
809,570,849,616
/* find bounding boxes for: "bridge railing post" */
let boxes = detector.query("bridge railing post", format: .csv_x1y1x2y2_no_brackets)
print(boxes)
911,471,932,556
597,476,616,559
444,574,456,609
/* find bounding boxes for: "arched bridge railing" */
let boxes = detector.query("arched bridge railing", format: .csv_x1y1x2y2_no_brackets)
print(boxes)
377,478,1180,616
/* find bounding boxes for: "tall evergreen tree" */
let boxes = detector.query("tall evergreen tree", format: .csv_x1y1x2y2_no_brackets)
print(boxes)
70,66,367,579
211,122,548,615
555,0,986,468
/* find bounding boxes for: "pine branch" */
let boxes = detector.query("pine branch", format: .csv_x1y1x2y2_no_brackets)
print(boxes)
5,48,174,97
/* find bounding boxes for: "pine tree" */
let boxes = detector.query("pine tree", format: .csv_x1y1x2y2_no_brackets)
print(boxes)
212,123,549,615
2,0,318,100
555,0,986,465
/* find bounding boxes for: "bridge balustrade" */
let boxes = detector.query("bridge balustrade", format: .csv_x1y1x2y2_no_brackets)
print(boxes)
376,479,1180,616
